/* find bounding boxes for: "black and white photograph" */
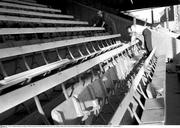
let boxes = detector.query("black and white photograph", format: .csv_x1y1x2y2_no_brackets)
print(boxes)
0,0,179,127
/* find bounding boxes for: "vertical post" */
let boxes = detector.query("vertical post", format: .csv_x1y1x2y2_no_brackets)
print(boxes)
0,61,8,77
151,8,154,27
41,51,48,64
166,7,169,30
177,5,180,31
61,83,69,100
144,19,147,26
133,17,136,36
55,49,62,60
133,17,136,26
34,96,50,125
22,55,30,70
130,0,134,4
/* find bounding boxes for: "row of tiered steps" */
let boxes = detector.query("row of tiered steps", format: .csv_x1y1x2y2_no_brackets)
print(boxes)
0,0,166,125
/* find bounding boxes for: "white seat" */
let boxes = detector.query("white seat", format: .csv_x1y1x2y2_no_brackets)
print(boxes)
51,85,100,125
51,97,84,125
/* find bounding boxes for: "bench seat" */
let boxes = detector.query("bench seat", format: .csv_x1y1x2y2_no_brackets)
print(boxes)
0,35,121,90
0,27,104,35
0,34,120,59
0,8,73,19
0,15,88,25
144,97,164,110
0,59,70,89
0,1,61,13
141,109,164,124
2,0,47,8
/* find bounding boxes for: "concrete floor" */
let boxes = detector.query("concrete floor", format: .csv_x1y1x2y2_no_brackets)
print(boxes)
166,64,180,125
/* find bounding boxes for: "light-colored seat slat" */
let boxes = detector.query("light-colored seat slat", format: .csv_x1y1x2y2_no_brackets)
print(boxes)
0,35,121,90
0,27,104,35
0,8,73,19
0,34,120,59
2,0,47,8
141,109,164,124
0,15,88,25
0,41,139,114
18,0,37,3
0,59,70,89
0,1,61,13
144,97,164,110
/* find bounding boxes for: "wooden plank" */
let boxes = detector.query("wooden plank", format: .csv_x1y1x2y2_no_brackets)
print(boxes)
0,8,72,19
0,27,104,35
141,109,164,124
18,0,37,3
0,15,88,25
0,1,61,13
145,97,164,109
108,88,134,125
2,0,47,8
0,59,70,89
0,41,121,88
0,34,120,59
0,40,121,88
0,41,138,114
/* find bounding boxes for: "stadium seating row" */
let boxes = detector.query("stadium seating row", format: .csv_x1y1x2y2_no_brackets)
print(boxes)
0,0,166,125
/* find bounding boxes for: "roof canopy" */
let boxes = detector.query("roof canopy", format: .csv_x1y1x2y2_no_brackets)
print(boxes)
80,0,180,11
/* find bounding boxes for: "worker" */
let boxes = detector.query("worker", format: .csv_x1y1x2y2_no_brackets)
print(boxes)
91,10,105,27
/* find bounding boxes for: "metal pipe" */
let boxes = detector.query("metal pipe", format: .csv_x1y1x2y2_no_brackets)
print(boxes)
34,96,50,125
165,7,169,29
61,83,69,99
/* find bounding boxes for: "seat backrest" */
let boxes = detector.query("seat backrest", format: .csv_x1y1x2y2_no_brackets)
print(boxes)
89,79,107,102
114,57,126,79
75,85,99,125
51,97,83,125
146,83,158,98
107,58,120,81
